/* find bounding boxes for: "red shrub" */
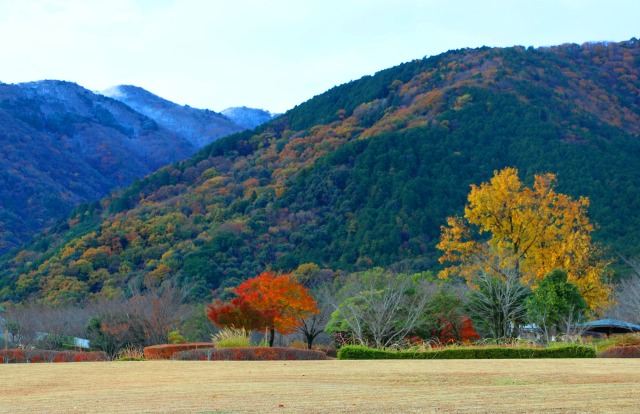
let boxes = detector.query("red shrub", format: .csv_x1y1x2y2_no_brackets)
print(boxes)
143,343,216,360
320,346,338,358
437,316,481,344
598,346,640,358
0,349,109,363
172,347,328,361
29,354,44,363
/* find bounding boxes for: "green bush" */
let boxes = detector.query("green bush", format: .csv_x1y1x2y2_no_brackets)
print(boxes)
210,328,252,348
337,344,596,360
168,330,186,344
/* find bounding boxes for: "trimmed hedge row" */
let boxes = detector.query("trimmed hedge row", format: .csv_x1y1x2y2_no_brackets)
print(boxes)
337,345,597,360
598,346,640,358
1,349,109,363
143,343,217,360
172,347,328,361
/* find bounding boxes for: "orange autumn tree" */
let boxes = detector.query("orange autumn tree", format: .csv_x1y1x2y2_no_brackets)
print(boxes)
207,271,318,347
437,167,612,312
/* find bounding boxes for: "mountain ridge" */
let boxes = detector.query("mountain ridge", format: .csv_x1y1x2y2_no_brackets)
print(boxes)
101,85,245,148
1,38,640,305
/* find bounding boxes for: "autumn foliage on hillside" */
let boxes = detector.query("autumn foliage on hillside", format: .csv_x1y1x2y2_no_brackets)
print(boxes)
2,39,640,304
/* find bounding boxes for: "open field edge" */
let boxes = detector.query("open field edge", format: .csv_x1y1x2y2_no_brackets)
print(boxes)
2,359,640,413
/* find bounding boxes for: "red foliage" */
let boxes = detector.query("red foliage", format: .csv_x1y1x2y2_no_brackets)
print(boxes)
143,342,217,360
0,349,109,363
437,316,481,344
206,296,276,332
171,347,328,361
459,317,481,341
206,272,318,338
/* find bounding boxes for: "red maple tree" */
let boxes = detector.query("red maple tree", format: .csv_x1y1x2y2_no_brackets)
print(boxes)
437,316,480,344
206,271,318,346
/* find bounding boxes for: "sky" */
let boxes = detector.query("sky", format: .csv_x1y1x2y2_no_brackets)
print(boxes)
1,0,639,114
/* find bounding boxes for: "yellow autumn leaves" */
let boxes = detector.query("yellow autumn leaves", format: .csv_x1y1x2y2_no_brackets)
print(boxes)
437,167,612,311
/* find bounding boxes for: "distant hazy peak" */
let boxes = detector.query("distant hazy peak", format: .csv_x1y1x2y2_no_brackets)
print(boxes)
100,84,245,148
101,85,181,109
100,84,129,99
21,79,81,88
19,80,89,97
222,106,279,130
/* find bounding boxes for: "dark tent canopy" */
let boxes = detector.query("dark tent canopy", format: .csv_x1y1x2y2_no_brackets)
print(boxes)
582,319,640,336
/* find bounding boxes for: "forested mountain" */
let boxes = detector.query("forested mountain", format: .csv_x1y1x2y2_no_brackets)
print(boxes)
101,85,244,148
2,39,640,305
0,81,272,254
0,80,197,253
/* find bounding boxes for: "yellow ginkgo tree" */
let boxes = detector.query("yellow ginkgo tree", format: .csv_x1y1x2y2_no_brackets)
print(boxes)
437,167,612,311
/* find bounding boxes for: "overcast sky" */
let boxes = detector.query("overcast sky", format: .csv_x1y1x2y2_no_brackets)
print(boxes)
1,0,638,113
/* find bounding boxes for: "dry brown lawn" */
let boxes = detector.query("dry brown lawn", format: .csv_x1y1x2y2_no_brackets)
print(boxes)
1,359,639,413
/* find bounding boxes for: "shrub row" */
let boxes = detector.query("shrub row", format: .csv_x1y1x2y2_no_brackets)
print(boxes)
143,343,216,360
337,345,597,360
172,347,328,361
1,349,109,363
598,346,640,358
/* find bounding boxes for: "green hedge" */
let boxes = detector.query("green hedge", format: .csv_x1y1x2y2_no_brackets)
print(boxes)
337,345,596,360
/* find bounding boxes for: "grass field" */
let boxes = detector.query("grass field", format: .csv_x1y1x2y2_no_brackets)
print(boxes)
1,359,639,413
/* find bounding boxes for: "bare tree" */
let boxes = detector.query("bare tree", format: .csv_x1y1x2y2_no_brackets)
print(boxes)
297,299,331,349
84,305,147,357
3,305,50,349
34,304,92,349
126,282,193,345
1,307,34,348
466,257,529,341
606,257,640,324
556,305,589,342
326,267,436,349
85,281,194,355
1,302,92,350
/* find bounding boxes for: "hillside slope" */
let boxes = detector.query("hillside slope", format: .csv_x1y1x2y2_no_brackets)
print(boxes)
0,80,198,253
2,39,640,305
0,82,275,254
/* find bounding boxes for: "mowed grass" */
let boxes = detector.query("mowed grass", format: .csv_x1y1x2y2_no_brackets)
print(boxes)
2,359,640,413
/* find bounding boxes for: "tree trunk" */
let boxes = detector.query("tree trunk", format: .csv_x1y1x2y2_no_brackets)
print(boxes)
268,327,275,347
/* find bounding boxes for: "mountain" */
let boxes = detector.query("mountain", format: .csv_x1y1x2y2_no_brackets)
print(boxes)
0,82,275,254
0,80,197,253
101,85,244,148
2,39,640,305
221,106,277,130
